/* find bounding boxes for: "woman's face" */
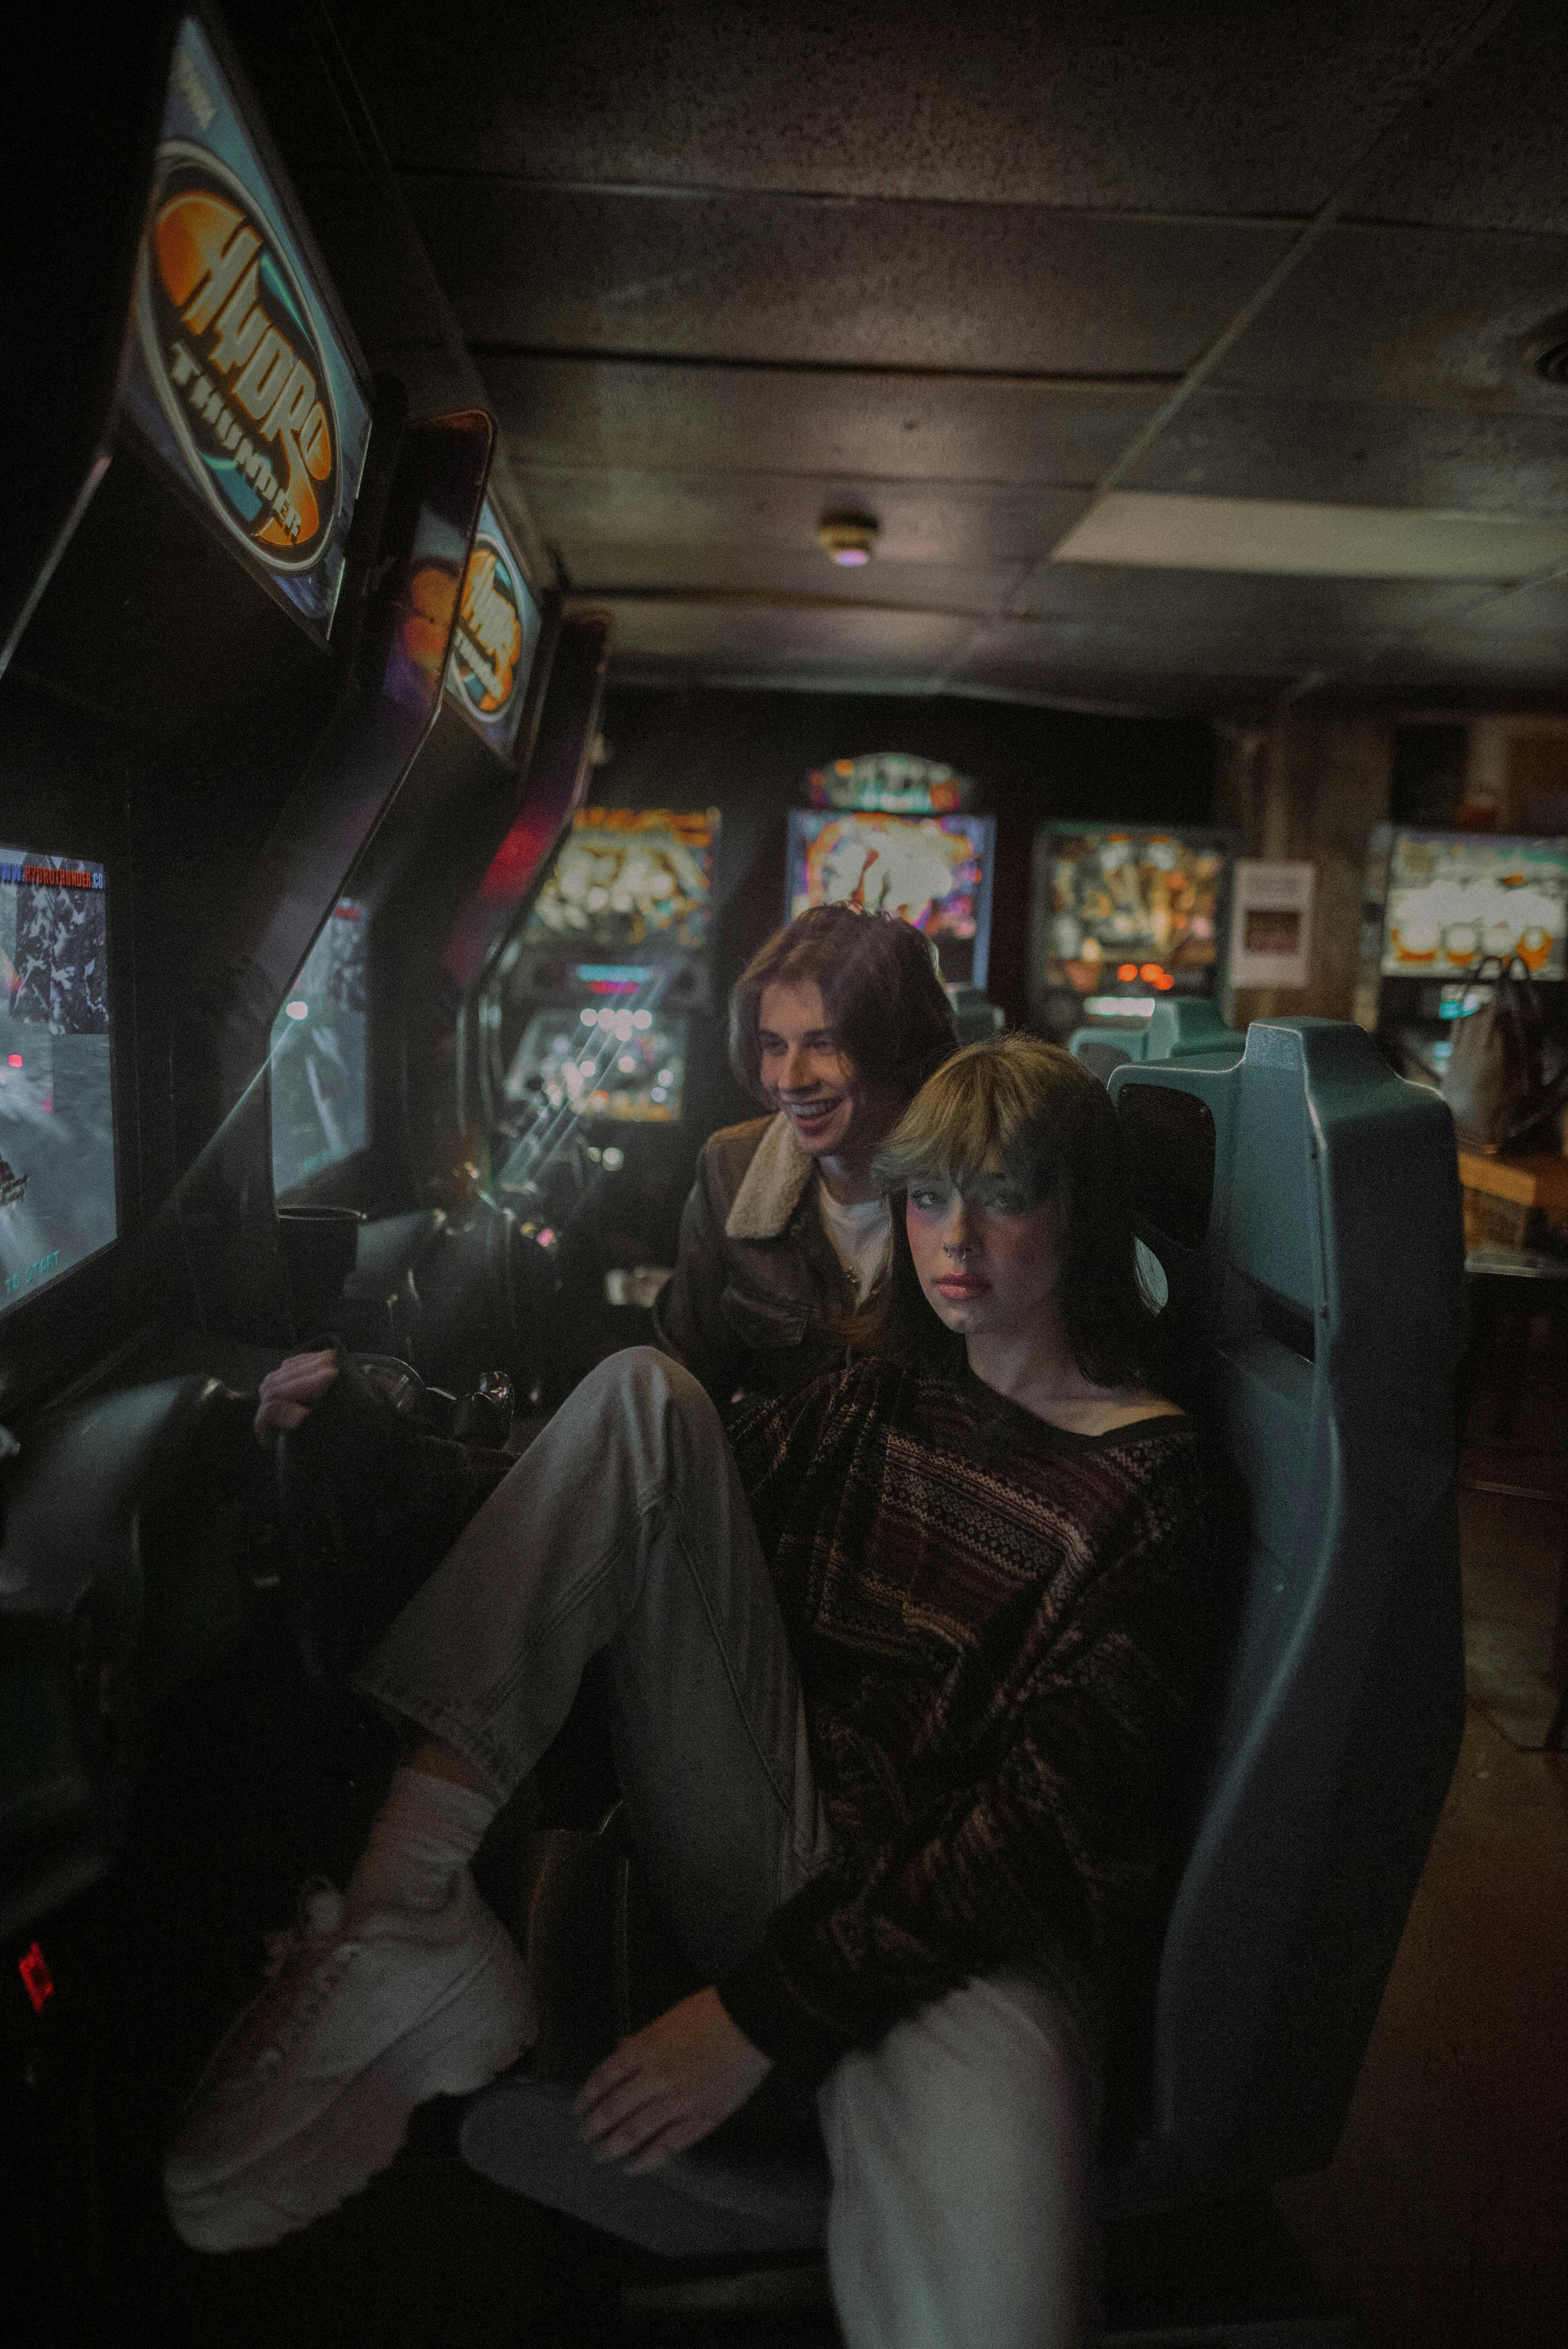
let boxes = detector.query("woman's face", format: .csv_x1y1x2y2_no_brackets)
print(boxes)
756,979,903,1162
905,1168,1063,1343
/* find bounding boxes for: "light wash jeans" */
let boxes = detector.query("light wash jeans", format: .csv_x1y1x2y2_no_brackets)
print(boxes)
358,1347,1093,2349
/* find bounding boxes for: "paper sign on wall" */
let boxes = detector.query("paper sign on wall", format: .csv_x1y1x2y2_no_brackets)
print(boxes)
1228,860,1316,988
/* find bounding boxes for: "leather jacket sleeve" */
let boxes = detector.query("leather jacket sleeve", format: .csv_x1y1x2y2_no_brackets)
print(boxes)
650,1147,746,1406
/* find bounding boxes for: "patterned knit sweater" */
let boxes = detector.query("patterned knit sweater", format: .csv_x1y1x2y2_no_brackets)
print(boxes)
713,1350,1230,2105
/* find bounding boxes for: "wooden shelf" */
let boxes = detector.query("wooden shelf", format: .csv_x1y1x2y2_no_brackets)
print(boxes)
1458,1148,1568,1218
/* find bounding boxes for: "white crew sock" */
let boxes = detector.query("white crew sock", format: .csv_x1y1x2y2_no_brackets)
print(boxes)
345,1765,499,1921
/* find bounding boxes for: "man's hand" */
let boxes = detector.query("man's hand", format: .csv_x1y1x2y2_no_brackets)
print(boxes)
576,1988,772,2173
254,1349,339,1442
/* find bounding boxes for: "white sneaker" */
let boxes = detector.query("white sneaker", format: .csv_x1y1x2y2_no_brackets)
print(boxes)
164,1867,536,2252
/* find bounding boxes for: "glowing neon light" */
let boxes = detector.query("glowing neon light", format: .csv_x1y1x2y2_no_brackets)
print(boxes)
18,1942,53,2015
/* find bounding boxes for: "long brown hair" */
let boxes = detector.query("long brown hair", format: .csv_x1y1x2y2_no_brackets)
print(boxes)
856,1032,1164,1388
729,905,957,1105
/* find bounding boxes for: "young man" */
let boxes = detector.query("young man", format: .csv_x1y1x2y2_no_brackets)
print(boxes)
652,904,956,1408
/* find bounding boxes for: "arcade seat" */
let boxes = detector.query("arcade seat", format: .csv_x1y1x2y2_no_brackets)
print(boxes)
458,1019,1466,2341
1068,995,1243,1084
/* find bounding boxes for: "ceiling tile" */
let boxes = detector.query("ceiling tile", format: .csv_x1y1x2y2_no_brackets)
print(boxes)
520,469,1090,567
1124,390,1568,518
399,180,1289,374
329,0,1479,216
943,623,1298,711
588,594,973,684
999,565,1491,690
1410,576,1568,657
481,356,1159,484
1210,223,1568,411
555,549,1025,610
1349,0,1568,235
948,571,1568,704
1010,562,1481,635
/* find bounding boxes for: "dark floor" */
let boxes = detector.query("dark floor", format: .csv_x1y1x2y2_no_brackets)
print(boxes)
1276,1702,1566,2349
1275,1319,1568,2349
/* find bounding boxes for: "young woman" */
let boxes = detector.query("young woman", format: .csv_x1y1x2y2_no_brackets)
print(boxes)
166,1036,1228,2349
651,903,957,1408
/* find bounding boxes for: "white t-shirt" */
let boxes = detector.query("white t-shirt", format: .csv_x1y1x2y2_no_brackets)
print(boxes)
817,1182,893,1299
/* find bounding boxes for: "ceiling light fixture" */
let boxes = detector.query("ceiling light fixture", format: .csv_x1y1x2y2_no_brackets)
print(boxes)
817,511,879,568
1051,493,1568,581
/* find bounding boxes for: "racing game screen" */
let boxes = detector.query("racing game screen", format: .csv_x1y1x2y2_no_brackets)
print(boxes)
504,1002,689,1125
1037,828,1228,998
785,810,996,987
0,850,116,1316
270,898,369,1197
1380,832,1568,981
523,809,718,953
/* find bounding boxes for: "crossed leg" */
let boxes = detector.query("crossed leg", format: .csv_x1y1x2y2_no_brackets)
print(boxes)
170,1347,1092,2345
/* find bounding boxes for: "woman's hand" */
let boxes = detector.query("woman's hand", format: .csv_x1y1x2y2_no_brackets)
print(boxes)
576,1987,772,2173
254,1349,339,1442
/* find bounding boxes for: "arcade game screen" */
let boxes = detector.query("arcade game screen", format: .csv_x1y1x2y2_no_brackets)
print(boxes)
504,1002,689,1125
0,851,116,1316
785,811,996,987
1380,832,1568,980
270,898,369,1196
1038,828,1228,1003
523,809,717,953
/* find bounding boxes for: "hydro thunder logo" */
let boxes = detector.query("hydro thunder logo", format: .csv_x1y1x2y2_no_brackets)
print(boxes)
450,536,524,723
136,144,339,572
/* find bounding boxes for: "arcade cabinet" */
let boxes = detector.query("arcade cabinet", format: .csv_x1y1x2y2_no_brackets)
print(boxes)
1030,821,1238,1044
1354,823,1568,1091
784,802,1000,1039
260,485,559,1374
0,15,595,2338
470,807,722,1389
493,804,718,1158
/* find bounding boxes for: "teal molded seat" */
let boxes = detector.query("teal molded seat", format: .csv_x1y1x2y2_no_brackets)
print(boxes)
1069,996,1244,1082
461,1019,1466,2293
1100,1019,1463,2205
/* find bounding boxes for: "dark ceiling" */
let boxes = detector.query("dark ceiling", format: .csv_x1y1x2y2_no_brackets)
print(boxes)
300,0,1568,714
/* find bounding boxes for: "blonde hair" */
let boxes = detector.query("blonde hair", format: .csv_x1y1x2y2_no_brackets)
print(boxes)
861,1032,1163,1387
871,1031,1086,1206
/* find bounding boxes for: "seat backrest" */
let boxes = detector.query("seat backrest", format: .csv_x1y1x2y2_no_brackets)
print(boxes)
1105,1018,1465,2206
1069,997,1244,1084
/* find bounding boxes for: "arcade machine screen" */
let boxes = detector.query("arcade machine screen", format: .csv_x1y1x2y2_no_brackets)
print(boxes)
1031,826,1231,1033
522,807,717,956
1372,831,1568,1083
503,1001,689,1126
0,852,116,1316
784,810,996,987
270,898,369,1196
1381,832,1568,979
494,813,718,1192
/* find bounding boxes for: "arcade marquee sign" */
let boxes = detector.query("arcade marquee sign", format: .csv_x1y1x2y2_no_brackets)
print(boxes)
443,498,542,759
120,14,371,640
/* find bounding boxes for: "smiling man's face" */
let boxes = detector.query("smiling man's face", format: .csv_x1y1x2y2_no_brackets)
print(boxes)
755,979,901,1165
